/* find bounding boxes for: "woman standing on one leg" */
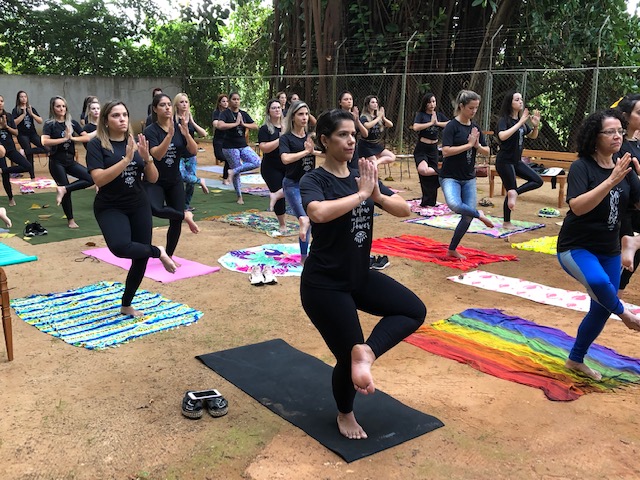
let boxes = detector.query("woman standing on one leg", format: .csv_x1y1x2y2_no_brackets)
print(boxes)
258,99,287,232
143,93,200,262
495,91,543,226
174,93,209,211
441,90,494,259
42,96,94,228
212,94,230,184
0,95,31,205
359,95,395,167
13,90,48,182
217,92,261,204
81,99,100,143
412,92,449,207
280,101,319,262
338,91,368,171
557,109,640,381
87,101,177,317
300,109,426,440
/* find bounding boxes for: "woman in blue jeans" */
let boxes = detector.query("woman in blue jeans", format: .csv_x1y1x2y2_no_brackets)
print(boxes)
557,109,640,381
440,90,494,259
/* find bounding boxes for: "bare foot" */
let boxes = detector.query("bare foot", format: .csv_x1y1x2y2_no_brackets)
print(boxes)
351,344,376,395
502,221,513,228
157,246,177,273
120,306,144,317
621,235,639,272
337,412,368,440
171,257,182,269
269,189,284,212
56,186,67,206
0,207,12,228
222,179,230,185
184,210,200,233
447,249,467,260
236,197,244,205
507,190,518,211
8,198,16,207
68,220,79,229
477,210,494,228
299,216,310,242
619,309,640,331
200,178,209,194
565,359,602,381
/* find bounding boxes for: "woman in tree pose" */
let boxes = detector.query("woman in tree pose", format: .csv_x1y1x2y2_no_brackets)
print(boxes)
495,90,543,226
173,93,209,211
359,95,395,167
338,90,368,170
412,92,449,206
557,109,640,380
440,90,494,259
0,95,31,204
217,92,261,204
79,95,98,126
280,101,319,262
81,98,101,143
143,93,200,263
87,101,177,317
212,94,230,184
42,96,94,227
300,109,425,440
13,90,48,182
0,144,13,227
258,99,287,232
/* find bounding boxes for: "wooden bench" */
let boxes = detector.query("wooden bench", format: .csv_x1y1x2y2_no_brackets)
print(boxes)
489,149,578,208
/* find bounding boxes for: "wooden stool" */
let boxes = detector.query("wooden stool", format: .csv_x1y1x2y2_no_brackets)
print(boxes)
1,267,13,361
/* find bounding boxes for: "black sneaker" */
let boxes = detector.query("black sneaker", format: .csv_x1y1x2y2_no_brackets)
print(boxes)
371,255,390,270
24,223,36,237
33,222,47,235
369,255,376,269
181,391,204,419
205,395,229,417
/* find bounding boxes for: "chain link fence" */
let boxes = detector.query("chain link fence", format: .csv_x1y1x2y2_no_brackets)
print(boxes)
186,66,640,153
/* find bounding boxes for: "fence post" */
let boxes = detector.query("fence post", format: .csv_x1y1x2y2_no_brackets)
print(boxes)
484,25,503,132
592,16,610,113
398,31,417,154
333,39,347,108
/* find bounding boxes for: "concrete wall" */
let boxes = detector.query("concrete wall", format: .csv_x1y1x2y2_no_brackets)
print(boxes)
0,75,182,133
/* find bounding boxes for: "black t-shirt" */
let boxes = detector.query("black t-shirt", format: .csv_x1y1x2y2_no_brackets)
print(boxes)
300,167,393,290
496,117,531,164
86,137,147,212
441,119,486,180
82,123,97,150
258,125,284,170
279,132,316,181
212,109,226,143
414,111,448,141
143,122,189,185
0,113,17,151
43,119,83,165
557,157,640,254
220,109,253,149
12,107,40,136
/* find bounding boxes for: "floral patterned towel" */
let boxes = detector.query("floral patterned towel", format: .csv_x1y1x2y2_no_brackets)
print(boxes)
406,200,453,217
218,243,302,276
405,214,545,238
208,210,300,237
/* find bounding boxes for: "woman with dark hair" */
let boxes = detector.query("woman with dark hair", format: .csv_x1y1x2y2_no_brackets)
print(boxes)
13,90,48,182
143,93,200,262
42,95,94,227
81,99,100,145
217,92,261,204
79,96,98,126
557,108,640,381
258,99,287,230
495,91,543,225
211,93,230,184
412,92,449,206
87,101,176,317
0,144,12,227
0,95,31,205
359,95,395,166
338,90,368,170
299,109,425,440
277,91,289,117
441,90,494,259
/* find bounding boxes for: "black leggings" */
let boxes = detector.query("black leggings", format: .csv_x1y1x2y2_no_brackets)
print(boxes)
214,141,229,180
414,142,440,206
301,270,426,413
95,204,161,306
495,160,543,222
260,158,286,216
18,131,48,179
48,158,94,220
144,181,185,257
0,149,31,200
620,209,640,290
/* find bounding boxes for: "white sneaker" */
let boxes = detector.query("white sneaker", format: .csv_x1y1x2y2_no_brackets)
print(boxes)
249,265,265,286
262,265,278,285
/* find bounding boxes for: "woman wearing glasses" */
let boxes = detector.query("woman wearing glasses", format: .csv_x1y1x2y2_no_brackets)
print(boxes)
557,109,640,381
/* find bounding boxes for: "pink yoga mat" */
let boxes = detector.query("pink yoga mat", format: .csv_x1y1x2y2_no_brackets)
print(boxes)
82,247,220,283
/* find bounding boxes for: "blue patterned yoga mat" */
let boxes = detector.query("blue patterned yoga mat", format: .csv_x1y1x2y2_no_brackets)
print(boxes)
10,281,202,349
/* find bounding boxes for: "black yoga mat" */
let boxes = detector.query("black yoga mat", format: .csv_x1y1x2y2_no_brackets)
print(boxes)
196,338,444,462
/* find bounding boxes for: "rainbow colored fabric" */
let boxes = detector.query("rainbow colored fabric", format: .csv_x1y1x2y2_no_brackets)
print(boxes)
11,281,202,350
405,308,640,401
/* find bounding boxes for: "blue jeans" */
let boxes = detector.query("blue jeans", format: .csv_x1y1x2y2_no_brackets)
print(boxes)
440,177,479,251
557,249,624,363
283,176,310,257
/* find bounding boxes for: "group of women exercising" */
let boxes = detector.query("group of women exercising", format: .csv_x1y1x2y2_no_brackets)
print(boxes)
1,87,640,441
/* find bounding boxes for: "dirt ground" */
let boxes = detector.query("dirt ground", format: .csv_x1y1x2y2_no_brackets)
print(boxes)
1,144,639,480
